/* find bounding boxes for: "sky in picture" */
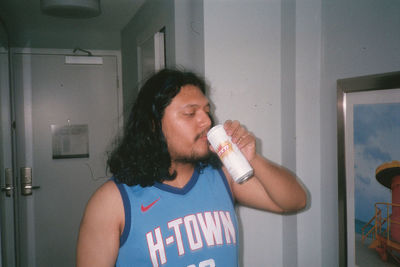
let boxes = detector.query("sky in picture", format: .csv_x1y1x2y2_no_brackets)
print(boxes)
354,103,400,223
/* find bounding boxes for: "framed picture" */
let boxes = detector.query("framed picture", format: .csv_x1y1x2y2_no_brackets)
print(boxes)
337,71,400,266
51,124,89,159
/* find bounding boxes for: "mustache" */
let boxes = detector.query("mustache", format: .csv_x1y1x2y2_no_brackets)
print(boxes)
195,130,209,141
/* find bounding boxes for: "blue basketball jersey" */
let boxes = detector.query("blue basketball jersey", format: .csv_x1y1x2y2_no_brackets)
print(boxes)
112,165,239,267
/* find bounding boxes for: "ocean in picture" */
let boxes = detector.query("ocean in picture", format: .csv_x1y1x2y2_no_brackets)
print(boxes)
355,218,387,236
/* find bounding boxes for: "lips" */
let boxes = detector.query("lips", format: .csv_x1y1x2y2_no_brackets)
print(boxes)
195,130,209,141
200,135,208,141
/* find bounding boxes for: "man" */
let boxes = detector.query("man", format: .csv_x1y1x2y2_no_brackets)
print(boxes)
76,69,306,267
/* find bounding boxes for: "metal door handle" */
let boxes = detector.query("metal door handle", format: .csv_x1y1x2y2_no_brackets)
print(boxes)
20,167,40,196
1,186,15,192
23,185,40,190
1,168,14,197
1,186,14,190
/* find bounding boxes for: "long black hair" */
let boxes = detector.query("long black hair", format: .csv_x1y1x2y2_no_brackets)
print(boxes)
107,69,221,186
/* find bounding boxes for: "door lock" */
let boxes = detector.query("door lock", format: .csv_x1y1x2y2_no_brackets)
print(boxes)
21,167,40,196
1,168,14,197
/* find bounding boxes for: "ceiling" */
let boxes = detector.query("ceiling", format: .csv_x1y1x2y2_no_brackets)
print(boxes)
0,0,147,49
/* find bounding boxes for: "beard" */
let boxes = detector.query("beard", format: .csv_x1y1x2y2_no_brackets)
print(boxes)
165,146,222,182
170,129,213,165
173,149,213,165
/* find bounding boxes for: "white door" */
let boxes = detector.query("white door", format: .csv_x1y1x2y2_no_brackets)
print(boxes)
0,50,16,267
8,50,122,267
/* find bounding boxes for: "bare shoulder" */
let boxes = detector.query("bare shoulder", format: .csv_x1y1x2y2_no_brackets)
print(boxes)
82,180,124,228
89,180,122,207
76,180,124,266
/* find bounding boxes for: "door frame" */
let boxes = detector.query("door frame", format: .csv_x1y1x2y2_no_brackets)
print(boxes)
0,47,17,267
137,28,166,84
1,47,123,267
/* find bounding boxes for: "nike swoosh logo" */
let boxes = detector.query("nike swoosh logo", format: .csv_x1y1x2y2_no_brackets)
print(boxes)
141,197,160,212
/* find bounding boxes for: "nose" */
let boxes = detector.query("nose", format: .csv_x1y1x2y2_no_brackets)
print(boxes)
198,110,211,129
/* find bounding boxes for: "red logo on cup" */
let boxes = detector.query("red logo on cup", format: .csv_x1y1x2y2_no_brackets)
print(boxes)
217,142,233,159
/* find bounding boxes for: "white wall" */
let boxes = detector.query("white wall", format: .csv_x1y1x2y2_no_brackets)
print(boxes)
203,1,284,266
281,1,298,266
295,1,323,266
121,0,175,116
11,30,121,50
174,0,205,75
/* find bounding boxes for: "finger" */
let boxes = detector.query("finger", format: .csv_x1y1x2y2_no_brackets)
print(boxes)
231,127,247,143
237,133,254,149
224,120,240,136
223,120,233,134
236,132,249,145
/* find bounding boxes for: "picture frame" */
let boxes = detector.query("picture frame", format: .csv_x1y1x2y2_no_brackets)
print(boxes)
337,71,400,266
51,124,89,159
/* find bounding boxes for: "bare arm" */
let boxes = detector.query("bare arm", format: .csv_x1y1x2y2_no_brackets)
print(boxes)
222,120,307,213
76,180,124,266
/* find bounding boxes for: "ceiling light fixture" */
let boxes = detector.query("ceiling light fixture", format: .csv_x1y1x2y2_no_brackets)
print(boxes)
40,0,101,18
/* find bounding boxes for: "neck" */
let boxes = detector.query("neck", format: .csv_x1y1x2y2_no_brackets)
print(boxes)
163,161,195,188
